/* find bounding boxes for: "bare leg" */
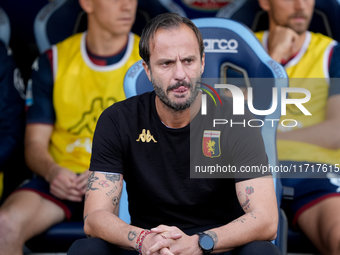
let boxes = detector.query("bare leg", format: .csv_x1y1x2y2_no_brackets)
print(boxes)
298,196,340,255
0,190,65,255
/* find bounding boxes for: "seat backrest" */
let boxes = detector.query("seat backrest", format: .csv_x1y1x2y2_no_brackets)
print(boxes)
34,0,84,54
216,0,340,41
33,0,170,54
0,6,11,46
124,17,289,252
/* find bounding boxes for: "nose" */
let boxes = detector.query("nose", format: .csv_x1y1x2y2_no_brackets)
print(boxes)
294,0,306,10
173,61,186,81
121,0,137,11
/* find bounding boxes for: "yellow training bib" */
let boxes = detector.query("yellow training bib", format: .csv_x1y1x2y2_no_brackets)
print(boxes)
256,31,339,165
50,32,141,173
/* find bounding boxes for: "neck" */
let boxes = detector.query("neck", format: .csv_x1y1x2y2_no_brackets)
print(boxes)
155,92,202,129
86,26,128,56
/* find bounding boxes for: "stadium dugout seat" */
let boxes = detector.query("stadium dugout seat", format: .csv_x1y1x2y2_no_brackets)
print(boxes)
0,6,10,46
124,17,289,255
33,0,170,54
216,0,340,42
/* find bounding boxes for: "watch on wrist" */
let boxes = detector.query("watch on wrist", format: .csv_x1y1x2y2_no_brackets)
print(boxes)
197,232,214,254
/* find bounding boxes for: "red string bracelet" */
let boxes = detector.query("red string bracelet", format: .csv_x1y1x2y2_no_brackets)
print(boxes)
138,230,152,255
135,229,151,254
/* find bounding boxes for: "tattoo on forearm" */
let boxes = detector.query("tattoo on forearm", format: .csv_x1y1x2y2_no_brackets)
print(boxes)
106,186,118,197
238,191,250,210
105,173,120,183
99,180,110,188
245,186,254,195
87,172,99,191
231,217,247,224
128,231,137,241
85,193,89,201
250,212,257,219
204,231,218,246
84,215,88,221
112,190,122,206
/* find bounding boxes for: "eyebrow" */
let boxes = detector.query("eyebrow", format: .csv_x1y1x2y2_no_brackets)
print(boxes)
155,55,197,65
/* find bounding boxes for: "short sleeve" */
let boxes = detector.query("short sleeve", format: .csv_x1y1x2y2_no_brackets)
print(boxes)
329,43,340,97
90,106,125,174
26,49,55,124
227,109,270,182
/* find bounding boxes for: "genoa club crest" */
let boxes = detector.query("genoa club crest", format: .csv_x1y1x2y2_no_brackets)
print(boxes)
203,130,221,158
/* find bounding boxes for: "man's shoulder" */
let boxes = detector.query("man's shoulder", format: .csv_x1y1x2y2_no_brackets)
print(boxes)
309,31,335,44
309,31,333,40
106,91,154,114
132,33,141,41
55,32,83,48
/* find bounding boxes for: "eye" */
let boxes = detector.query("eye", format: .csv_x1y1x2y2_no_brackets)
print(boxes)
184,58,193,64
161,61,172,67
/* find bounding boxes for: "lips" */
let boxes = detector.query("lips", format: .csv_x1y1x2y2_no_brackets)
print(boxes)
118,17,133,23
290,13,307,21
172,86,189,93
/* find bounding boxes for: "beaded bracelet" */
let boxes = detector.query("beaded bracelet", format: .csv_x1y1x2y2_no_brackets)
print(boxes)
135,229,151,253
136,229,151,255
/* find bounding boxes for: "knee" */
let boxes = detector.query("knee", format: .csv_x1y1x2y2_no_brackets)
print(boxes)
68,238,89,255
234,241,281,255
325,224,340,255
0,209,20,238
67,237,118,255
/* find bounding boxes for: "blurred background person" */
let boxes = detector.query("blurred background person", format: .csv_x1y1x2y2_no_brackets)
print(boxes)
256,0,340,254
0,39,28,204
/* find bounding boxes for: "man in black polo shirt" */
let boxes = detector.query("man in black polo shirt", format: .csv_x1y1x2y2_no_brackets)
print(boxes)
68,13,280,255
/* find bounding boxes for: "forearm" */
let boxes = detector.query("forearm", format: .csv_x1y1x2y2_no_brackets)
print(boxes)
277,119,340,150
84,209,143,251
25,141,59,182
209,211,277,253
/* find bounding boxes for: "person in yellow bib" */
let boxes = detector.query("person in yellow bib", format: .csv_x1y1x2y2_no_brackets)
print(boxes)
0,0,141,254
256,0,340,254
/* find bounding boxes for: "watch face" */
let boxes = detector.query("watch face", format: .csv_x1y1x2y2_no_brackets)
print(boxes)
200,235,214,250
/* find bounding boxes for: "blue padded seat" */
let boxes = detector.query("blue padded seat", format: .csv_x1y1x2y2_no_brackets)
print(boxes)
124,17,289,254
0,6,11,46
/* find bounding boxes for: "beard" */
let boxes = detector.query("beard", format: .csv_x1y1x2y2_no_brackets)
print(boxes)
151,74,200,112
286,12,311,35
273,11,311,35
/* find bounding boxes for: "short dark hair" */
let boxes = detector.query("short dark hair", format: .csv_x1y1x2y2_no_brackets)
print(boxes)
139,13,204,66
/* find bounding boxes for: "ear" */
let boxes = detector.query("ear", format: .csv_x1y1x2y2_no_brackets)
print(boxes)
142,61,152,81
79,0,94,14
200,53,205,75
258,0,270,11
